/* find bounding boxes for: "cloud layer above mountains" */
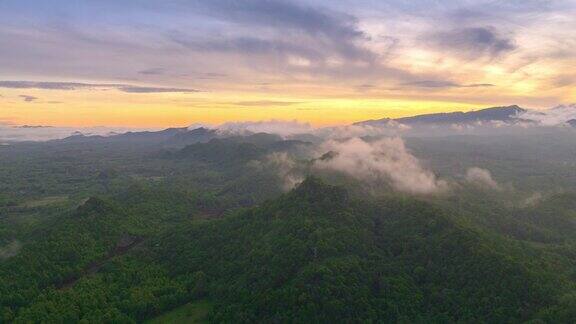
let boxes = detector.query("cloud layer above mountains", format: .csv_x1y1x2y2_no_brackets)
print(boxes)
518,104,576,126
0,124,153,143
2,103,576,143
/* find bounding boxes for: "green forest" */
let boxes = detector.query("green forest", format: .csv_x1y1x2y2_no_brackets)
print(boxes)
2,130,576,323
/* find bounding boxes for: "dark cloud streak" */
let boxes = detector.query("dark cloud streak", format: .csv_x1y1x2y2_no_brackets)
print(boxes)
234,100,302,107
400,80,495,88
170,0,376,66
138,68,166,75
0,81,199,93
188,0,365,41
19,95,38,102
429,27,516,59
120,86,198,93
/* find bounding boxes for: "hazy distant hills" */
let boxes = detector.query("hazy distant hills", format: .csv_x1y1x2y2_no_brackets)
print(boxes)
397,105,526,124
357,105,527,126
58,127,218,147
54,104,575,146
164,127,218,146
169,133,311,166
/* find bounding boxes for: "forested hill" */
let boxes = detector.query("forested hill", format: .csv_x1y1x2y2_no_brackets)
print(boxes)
2,175,576,322
152,177,573,322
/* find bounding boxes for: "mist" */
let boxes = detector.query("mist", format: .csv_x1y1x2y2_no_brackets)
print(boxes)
0,124,155,143
314,137,448,195
217,120,313,137
249,152,305,191
518,104,576,126
465,167,501,190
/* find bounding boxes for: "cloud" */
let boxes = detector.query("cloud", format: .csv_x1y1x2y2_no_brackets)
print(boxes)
428,26,516,59
465,167,500,189
170,35,315,56
0,0,401,96
191,0,366,44
234,100,302,107
119,86,198,93
197,72,227,79
136,69,225,80
19,95,38,102
0,81,198,93
211,118,412,139
0,81,103,90
517,104,576,126
400,80,495,88
166,0,378,77
401,80,461,88
15,125,53,129
1,0,575,109
355,84,376,92
0,124,155,142
315,122,410,139
250,152,304,191
314,137,448,195
217,120,313,137
465,83,496,88
138,68,165,75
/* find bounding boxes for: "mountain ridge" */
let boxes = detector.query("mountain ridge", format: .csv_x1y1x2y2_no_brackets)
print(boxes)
357,105,527,126
55,105,531,145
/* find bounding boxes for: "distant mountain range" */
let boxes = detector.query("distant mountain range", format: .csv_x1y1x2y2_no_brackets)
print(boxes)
58,127,218,147
55,104,574,145
356,105,527,126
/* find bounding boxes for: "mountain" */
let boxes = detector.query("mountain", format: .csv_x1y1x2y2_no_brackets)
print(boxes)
170,133,310,164
162,127,217,147
107,127,188,142
57,127,217,147
567,119,576,127
173,138,266,165
57,127,186,144
148,177,570,322
357,105,527,126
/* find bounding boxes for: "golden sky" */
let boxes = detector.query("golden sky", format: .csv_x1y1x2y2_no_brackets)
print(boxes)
0,0,574,127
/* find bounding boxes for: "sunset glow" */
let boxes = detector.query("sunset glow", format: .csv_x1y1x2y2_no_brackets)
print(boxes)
1,1,575,127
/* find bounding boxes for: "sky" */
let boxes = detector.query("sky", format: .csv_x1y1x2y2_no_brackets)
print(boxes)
0,0,575,128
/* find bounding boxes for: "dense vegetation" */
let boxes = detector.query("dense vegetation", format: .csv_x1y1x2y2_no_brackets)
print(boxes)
2,130,576,322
